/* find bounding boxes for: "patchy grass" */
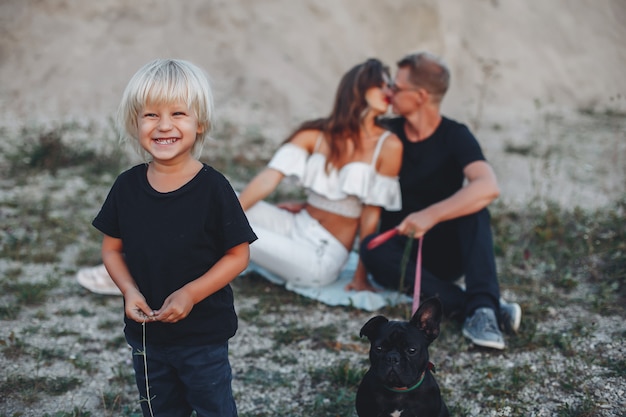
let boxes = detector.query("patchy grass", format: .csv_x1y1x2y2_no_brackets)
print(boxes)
0,375,82,402
0,123,624,416
491,199,626,316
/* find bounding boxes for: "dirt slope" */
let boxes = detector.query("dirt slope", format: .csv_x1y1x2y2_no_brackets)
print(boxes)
0,0,625,207
1,0,624,129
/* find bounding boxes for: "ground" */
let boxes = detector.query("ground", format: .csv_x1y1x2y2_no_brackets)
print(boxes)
0,122,624,416
0,1,625,416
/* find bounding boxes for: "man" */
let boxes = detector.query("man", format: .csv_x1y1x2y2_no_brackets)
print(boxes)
360,52,521,350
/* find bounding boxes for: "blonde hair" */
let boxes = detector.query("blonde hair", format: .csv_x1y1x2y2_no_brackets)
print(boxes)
116,59,214,160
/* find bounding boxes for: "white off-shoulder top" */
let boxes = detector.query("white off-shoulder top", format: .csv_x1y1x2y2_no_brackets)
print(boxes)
267,131,402,218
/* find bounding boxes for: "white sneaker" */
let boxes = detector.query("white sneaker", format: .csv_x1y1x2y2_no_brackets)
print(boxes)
499,300,522,334
76,265,121,295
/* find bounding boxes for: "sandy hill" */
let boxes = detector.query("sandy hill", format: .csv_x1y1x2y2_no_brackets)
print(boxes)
1,0,625,207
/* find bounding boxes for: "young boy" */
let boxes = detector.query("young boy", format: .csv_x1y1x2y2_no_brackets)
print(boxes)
93,59,256,416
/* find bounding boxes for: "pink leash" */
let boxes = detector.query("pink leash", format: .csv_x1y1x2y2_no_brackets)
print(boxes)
367,229,423,314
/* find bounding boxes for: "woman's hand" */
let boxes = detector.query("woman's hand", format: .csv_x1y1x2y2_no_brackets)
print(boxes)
277,201,306,213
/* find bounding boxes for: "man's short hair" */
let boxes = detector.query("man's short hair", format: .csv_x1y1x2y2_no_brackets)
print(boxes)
397,52,450,103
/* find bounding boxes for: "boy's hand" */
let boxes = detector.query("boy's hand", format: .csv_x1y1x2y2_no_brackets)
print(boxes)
123,288,156,323
153,287,194,323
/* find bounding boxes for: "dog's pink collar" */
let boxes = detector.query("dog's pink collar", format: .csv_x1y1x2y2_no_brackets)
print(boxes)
384,362,435,393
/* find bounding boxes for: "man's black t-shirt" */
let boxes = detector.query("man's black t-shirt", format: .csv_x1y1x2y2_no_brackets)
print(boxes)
93,163,257,346
379,116,485,231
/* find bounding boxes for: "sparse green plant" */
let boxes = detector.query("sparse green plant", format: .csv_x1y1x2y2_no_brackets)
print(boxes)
101,390,125,413
48,328,81,338
272,324,311,346
33,309,48,320
269,352,298,365
38,347,68,362
235,366,292,388
77,307,97,317
446,403,471,417
0,303,20,320
327,359,365,387
76,245,105,268
556,394,598,417
308,360,364,417
70,356,96,374
467,54,500,133
5,279,58,305
109,363,135,387
604,356,626,377
503,142,535,157
56,308,79,317
3,266,22,280
309,324,341,350
98,318,122,331
3,124,127,178
311,385,355,417
104,334,128,350
492,198,626,316
236,307,263,323
1,331,29,359
0,375,82,403
507,363,534,392
43,407,92,417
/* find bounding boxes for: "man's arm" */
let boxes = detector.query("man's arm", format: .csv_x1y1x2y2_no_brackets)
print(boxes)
397,160,500,238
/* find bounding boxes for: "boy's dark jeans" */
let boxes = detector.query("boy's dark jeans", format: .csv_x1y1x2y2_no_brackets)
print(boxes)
126,336,237,417
360,208,500,319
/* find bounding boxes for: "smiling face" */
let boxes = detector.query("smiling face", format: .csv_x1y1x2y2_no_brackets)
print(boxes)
138,100,203,164
117,59,214,161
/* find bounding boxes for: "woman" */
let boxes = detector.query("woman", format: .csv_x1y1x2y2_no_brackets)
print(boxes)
77,58,402,294
239,58,402,291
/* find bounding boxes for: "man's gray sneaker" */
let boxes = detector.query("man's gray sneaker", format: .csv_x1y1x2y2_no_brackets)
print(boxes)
462,307,505,350
499,300,522,334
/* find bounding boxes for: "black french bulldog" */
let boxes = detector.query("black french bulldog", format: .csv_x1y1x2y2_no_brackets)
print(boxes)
356,298,449,417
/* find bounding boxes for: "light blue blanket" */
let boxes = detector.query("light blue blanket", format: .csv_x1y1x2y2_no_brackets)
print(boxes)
243,252,412,311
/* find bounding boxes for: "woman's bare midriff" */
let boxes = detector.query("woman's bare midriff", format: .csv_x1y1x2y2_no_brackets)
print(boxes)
305,204,359,251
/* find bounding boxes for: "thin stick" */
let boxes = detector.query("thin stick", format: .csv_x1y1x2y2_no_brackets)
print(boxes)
135,320,155,417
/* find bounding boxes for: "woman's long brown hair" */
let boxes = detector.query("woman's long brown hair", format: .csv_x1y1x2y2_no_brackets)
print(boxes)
283,58,390,170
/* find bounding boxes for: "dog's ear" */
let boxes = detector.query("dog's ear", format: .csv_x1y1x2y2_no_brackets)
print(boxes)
360,316,389,340
410,297,443,342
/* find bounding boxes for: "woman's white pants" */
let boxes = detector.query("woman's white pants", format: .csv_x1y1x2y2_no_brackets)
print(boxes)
245,200,348,287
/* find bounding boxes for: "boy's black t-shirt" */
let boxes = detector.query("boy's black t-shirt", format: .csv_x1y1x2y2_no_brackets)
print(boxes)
93,163,257,346
379,116,486,231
